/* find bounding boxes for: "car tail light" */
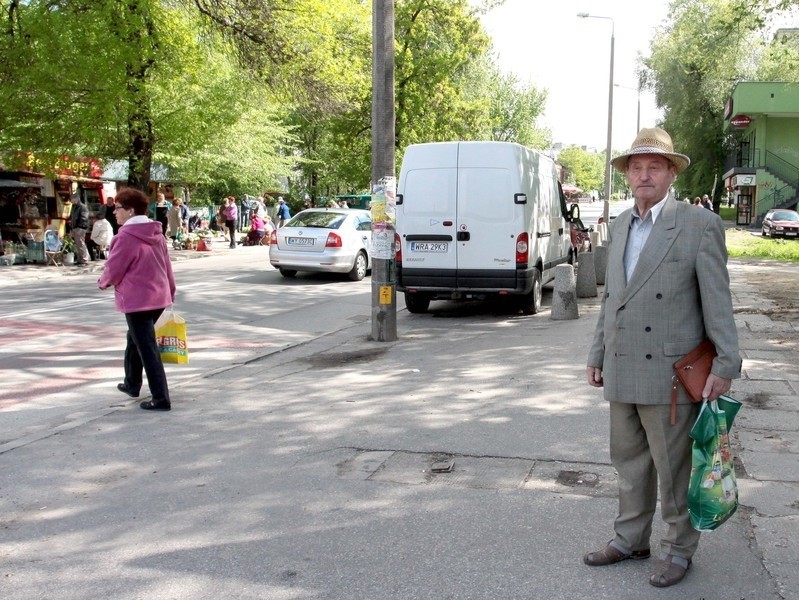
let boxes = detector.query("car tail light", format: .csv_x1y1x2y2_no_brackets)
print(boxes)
395,233,402,262
325,232,342,247
516,232,529,265
269,230,277,245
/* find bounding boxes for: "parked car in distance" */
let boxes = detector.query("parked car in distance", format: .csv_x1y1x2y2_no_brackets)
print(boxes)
269,208,372,280
607,200,634,223
761,209,799,238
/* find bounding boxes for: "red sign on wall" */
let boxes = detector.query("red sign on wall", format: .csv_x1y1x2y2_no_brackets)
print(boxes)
730,114,751,128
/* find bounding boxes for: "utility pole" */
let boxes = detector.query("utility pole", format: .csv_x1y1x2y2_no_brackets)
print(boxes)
370,0,397,341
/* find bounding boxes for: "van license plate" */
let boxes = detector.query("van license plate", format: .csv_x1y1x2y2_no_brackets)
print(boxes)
287,237,314,246
410,242,448,252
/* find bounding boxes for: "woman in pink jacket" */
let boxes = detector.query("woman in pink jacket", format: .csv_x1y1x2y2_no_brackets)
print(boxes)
222,196,238,248
98,188,176,411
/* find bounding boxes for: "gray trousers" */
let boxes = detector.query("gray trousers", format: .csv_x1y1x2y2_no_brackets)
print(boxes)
71,227,89,264
609,401,700,559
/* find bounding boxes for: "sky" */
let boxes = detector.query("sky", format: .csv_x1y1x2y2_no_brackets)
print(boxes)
481,0,672,151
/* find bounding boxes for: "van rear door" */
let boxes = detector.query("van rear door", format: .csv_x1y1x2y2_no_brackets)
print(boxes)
455,144,516,277
398,143,458,282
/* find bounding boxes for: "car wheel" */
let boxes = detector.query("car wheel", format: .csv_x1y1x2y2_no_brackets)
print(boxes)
279,268,297,278
404,292,430,314
518,268,542,315
761,227,767,237
348,252,368,281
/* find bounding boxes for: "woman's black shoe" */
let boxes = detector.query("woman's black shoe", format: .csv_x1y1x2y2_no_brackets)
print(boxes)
117,383,140,398
140,400,171,411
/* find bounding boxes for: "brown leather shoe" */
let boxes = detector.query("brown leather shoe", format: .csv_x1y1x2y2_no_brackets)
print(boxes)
583,543,650,566
649,555,691,587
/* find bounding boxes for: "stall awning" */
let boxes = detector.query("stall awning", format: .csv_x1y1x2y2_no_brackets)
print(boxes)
0,179,42,188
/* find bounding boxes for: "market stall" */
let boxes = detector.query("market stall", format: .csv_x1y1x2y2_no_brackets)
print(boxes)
1,160,108,264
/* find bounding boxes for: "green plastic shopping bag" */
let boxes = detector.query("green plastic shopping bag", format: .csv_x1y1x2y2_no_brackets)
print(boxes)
687,395,742,531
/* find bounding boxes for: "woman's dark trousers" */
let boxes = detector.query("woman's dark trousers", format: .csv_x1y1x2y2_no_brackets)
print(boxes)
124,308,170,403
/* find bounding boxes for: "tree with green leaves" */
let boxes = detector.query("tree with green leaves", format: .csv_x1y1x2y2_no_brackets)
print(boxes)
0,0,294,196
557,147,604,194
642,0,795,199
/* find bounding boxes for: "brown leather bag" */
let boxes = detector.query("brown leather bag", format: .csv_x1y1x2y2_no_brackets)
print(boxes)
670,339,717,424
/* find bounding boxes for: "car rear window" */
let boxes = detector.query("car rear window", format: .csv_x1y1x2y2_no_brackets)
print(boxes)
288,211,346,229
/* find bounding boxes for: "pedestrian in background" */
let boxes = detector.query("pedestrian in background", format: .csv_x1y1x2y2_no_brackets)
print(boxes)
104,196,120,235
167,197,186,240
276,197,291,228
98,188,175,412
584,128,741,588
69,195,90,266
254,196,267,219
701,194,713,211
222,196,238,248
152,193,170,236
245,210,266,245
90,216,113,260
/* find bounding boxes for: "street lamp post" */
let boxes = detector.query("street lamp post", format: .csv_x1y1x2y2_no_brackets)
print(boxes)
577,13,614,224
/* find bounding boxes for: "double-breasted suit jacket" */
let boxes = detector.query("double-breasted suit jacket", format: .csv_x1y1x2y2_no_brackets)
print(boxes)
587,198,741,405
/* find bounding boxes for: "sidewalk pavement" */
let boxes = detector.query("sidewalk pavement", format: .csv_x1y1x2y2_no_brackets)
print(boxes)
0,244,225,285
0,259,796,599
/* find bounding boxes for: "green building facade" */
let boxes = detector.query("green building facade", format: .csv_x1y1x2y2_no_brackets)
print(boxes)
722,81,799,225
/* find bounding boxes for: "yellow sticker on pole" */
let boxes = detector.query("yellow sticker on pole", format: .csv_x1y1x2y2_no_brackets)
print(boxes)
379,285,393,304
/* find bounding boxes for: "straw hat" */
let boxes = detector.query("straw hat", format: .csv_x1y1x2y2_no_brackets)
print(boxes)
611,127,690,173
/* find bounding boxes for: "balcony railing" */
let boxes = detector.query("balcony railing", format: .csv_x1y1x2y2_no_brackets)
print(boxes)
765,151,799,188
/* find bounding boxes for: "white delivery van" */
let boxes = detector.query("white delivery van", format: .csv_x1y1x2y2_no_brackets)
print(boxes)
396,141,575,314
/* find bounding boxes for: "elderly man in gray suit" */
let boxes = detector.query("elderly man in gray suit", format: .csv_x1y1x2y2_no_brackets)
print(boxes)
584,128,741,588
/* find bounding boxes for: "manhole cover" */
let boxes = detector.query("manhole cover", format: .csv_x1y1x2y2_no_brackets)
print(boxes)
556,470,599,487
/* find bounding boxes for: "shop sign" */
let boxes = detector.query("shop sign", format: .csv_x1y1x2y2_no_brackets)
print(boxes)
730,114,751,128
723,97,733,120
734,174,756,186
13,152,103,178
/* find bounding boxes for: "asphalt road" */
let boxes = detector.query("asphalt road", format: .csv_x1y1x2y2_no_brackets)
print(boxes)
0,247,373,446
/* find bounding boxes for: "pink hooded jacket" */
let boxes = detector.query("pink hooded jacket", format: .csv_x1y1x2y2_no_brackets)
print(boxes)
98,221,176,313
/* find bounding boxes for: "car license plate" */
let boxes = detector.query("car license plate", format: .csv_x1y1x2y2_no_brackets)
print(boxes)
287,237,314,246
786,231,797,236
410,242,448,252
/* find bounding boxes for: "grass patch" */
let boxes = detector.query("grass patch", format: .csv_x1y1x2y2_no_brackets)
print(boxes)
719,206,736,221
726,228,799,262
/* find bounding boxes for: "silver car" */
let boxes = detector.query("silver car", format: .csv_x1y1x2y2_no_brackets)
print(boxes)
269,208,372,280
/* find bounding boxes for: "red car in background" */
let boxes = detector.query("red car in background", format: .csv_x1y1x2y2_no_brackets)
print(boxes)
761,209,799,238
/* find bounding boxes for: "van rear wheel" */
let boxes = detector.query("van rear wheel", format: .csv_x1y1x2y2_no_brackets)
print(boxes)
404,292,430,314
518,269,542,315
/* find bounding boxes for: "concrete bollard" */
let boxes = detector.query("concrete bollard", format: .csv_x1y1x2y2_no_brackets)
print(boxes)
597,222,608,244
576,251,598,298
594,244,608,286
551,264,579,320
590,231,601,252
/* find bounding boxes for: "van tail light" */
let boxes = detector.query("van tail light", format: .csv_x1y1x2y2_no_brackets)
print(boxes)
395,233,402,262
516,232,529,266
269,230,277,245
325,232,343,247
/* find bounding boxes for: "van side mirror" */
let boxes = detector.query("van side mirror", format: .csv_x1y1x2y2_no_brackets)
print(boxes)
514,193,527,204
569,203,580,222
